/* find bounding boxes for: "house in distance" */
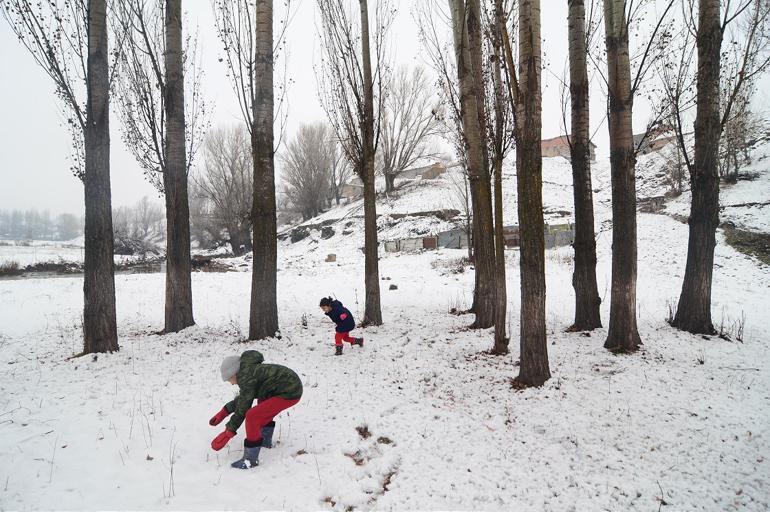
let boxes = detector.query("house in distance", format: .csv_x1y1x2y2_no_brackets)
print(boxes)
541,135,597,161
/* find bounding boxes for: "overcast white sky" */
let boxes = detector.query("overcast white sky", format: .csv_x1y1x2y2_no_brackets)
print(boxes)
2,1,765,216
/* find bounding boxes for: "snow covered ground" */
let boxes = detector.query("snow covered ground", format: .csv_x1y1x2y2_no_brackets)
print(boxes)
1,135,769,510
0,240,85,267
664,136,770,232
1,209,769,510
0,238,148,268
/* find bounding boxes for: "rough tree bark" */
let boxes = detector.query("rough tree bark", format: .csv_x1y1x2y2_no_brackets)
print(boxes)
83,0,119,354
450,0,497,329
491,0,509,355
567,0,602,331
515,0,550,385
672,0,721,334
603,0,641,352
492,156,507,353
384,173,396,193
250,0,280,339
359,0,383,326
163,0,195,333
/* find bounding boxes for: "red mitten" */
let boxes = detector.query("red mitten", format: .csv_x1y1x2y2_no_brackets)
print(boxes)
211,430,236,451
340,313,348,320
209,407,230,426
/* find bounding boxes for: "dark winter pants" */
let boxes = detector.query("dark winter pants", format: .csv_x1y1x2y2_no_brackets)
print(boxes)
244,397,300,444
334,331,355,346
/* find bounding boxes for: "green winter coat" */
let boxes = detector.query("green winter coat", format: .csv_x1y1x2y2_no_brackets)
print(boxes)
224,350,303,433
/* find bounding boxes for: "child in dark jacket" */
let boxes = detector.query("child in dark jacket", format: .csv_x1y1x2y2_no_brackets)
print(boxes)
320,297,363,355
209,350,303,469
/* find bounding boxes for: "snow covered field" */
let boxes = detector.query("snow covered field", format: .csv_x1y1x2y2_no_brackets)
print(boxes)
0,238,146,268
0,240,85,267
1,210,768,511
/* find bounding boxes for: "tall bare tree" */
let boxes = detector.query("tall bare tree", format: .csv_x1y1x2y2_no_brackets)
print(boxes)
163,0,194,331
249,0,278,338
215,0,292,339
602,0,641,352
664,0,770,333
516,0,549,383
418,1,512,332
281,122,336,219
449,0,497,329
359,0,382,325
379,65,441,192
487,0,515,354
668,0,722,334
582,0,675,350
2,0,119,353
317,0,394,326
565,0,602,331
497,0,551,384
112,0,207,332
194,125,253,255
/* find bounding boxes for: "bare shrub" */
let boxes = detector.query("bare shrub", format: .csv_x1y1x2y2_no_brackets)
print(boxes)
0,260,21,276
665,298,677,325
717,307,747,342
447,291,471,315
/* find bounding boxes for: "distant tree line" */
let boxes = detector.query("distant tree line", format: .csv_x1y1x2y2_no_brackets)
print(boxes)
0,209,83,241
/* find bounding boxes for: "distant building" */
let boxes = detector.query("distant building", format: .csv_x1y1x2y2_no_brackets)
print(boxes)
398,162,455,181
382,222,574,253
541,135,597,161
544,222,574,249
340,177,364,200
502,225,520,247
633,124,676,155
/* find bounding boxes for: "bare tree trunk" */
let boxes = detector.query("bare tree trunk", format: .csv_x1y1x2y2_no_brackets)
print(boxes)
493,158,508,353
385,172,396,193
163,0,195,333
465,174,473,261
672,0,721,334
450,0,496,329
491,4,508,355
228,223,248,256
603,0,641,352
567,0,601,331
250,0,280,339
359,0,382,326
515,0,550,386
240,223,253,253
83,0,118,354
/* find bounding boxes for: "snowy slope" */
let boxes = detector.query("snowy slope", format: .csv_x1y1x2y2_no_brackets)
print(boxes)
1,210,769,510
286,146,690,250
664,134,770,232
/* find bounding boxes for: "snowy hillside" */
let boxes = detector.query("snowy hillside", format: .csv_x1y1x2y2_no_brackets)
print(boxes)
664,134,770,232
1,139,769,511
283,134,770,264
282,146,691,250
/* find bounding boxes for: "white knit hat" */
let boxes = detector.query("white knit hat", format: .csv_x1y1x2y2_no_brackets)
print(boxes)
220,355,241,381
